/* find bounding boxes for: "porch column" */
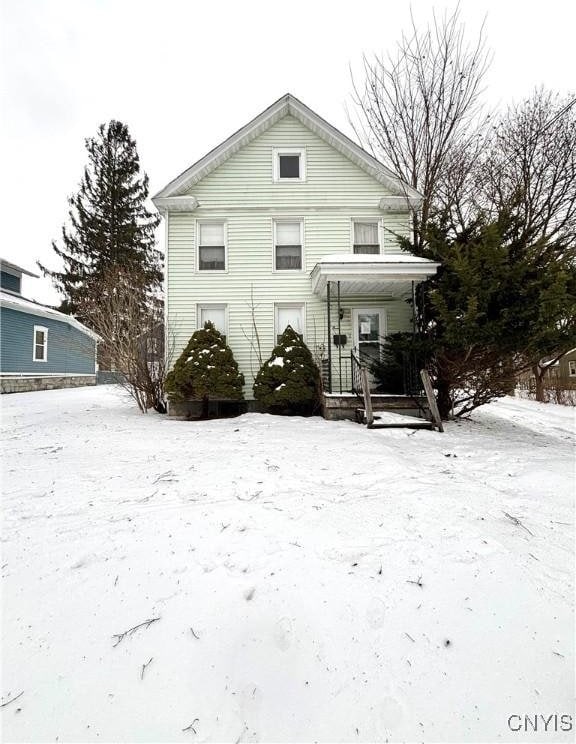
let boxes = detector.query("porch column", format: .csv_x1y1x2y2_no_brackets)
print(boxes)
337,280,342,394
326,280,332,394
411,280,417,334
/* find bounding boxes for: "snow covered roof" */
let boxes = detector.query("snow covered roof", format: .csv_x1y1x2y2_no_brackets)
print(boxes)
316,253,437,265
153,93,423,206
0,290,99,340
0,258,39,278
310,253,440,298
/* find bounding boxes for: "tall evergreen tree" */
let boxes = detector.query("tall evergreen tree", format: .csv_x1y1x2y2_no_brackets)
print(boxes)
39,120,162,323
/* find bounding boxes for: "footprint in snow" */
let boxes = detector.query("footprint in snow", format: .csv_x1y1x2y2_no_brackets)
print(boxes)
274,617,293,651
366,598,387,629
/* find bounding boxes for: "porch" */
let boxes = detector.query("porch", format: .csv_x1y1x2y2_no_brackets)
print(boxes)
309,253,440,427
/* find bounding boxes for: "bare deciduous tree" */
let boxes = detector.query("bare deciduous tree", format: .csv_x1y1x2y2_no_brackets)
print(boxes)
86,267,169,413
479,88,576,247
350,6,491,247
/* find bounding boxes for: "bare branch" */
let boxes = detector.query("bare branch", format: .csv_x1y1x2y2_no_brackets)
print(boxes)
112,617,160,647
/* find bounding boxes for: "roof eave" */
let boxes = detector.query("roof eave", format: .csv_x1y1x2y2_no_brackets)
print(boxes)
0,295,100,341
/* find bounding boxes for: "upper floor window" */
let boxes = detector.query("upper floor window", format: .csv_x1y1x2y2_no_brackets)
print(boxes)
569,360,576,377
198,222,226,271
274,220,303,271
273,148,306,182
33,325,48,362
353,221,380,254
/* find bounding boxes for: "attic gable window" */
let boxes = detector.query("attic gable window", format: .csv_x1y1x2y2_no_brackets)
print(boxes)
198,222,226,271
273,148,306,182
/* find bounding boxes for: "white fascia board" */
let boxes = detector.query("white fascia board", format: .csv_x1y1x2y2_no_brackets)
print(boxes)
153,93,424,202
0,259,39,278
287,98,423,201
379,195,423,211
310,261,440,295
153,196,199,214
153,99,288,199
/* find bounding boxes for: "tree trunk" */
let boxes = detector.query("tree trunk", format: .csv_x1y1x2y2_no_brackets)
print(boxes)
436,378,453,420
201,395,210,419
532,364,546,402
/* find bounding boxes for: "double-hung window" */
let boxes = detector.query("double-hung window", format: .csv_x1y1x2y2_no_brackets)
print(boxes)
33,325,48,362
198,304,228,340
198,222,226,271
569,360,576,377
274,220,303,271
275,303,305,343
353,221,380,254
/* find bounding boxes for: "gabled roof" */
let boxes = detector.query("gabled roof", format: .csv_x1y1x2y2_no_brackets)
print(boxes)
153,93,423,204
0,290,100,340
1,258,39,278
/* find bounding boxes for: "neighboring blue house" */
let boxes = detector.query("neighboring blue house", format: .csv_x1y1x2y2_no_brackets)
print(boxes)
0,258,98,393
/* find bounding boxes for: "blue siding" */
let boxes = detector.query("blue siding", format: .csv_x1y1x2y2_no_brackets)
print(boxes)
1,272,21,293
0,307,96,374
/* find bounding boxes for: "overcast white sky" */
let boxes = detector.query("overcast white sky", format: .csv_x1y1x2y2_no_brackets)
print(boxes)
1,0,575,304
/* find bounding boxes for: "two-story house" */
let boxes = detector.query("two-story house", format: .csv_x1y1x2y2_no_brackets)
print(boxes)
154,94,439,417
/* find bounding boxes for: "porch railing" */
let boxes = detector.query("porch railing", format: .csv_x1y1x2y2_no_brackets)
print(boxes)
350,343,425,398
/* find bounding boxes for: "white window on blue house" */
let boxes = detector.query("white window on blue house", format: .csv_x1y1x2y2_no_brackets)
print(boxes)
353,220,380,254
273,148,306,182
275,303,305,343
274,220,303,270
33,325,48,362
198,222,226,271
198,304,228,340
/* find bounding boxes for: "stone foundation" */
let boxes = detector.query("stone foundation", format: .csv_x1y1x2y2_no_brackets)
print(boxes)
0,375,97,394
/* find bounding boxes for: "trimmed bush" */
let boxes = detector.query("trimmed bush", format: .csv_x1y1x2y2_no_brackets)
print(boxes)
165,322,244,417
253,325,321,415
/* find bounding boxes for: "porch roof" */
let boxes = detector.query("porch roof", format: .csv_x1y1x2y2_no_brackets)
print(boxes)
310,253,440,297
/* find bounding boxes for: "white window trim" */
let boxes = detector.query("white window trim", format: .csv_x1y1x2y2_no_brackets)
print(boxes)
272,147,307,182
568,360,576,377
272,218,305,273
350,218,383,255
33,325,48,362
196,220,228,273
274,302,306,342
197,303,229,338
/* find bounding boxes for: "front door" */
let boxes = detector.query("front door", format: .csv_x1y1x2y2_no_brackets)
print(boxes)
352,308,386,387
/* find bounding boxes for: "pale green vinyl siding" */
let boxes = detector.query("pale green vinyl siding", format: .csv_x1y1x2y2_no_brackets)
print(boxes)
166,115,414,397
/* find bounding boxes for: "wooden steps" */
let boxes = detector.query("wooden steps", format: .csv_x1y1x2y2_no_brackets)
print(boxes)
357,367,443,433
355,408,434,430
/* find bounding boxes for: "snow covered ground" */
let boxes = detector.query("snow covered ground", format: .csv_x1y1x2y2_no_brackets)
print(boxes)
1,386,574,743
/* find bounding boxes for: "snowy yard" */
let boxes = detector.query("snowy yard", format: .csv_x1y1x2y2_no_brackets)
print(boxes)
1,386,574,743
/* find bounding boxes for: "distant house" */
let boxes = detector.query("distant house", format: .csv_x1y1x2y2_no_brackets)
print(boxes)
557,348,576,381
153,93,439,418
0,259,98,393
